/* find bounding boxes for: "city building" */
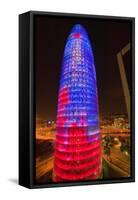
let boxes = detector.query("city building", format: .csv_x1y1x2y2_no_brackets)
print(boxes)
53,24,102,182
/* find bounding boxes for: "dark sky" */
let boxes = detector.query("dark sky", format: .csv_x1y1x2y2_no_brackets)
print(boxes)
34,15,132,120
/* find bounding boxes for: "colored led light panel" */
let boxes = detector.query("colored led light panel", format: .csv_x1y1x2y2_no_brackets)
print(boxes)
53,24,102,182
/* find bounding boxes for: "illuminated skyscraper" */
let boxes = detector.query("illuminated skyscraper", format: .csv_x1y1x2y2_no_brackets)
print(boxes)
53,24,101,182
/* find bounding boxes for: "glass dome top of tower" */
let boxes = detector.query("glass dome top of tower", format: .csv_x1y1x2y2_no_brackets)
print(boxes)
68,24,89,40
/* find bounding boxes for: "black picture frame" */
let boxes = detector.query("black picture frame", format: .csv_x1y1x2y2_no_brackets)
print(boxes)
19,11,135,189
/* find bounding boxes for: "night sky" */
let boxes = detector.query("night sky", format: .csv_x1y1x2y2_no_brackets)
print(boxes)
34,15,132,120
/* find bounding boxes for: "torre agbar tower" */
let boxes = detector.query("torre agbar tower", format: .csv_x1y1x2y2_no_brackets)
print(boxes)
53,24,102,182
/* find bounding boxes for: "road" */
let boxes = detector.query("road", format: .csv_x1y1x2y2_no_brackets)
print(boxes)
36,155,54,180
103,146,130,178
110,147,130,176
35,139,54,183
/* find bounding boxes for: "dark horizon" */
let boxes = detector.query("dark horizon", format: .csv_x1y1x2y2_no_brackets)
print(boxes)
34,15,131,120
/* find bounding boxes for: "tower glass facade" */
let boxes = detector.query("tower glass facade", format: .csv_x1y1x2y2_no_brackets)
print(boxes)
54,24,101,182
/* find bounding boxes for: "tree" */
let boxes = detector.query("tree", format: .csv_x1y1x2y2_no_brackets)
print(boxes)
103,136,112,162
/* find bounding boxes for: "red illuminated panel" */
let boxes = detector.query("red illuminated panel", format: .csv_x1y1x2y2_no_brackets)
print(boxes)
53,24,101,182
73,33,80,38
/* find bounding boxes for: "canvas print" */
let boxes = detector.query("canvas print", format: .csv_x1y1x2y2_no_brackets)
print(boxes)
34,15,132,184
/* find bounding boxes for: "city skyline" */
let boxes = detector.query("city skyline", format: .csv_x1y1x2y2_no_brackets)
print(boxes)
35,16,131,122
35,15,132,184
